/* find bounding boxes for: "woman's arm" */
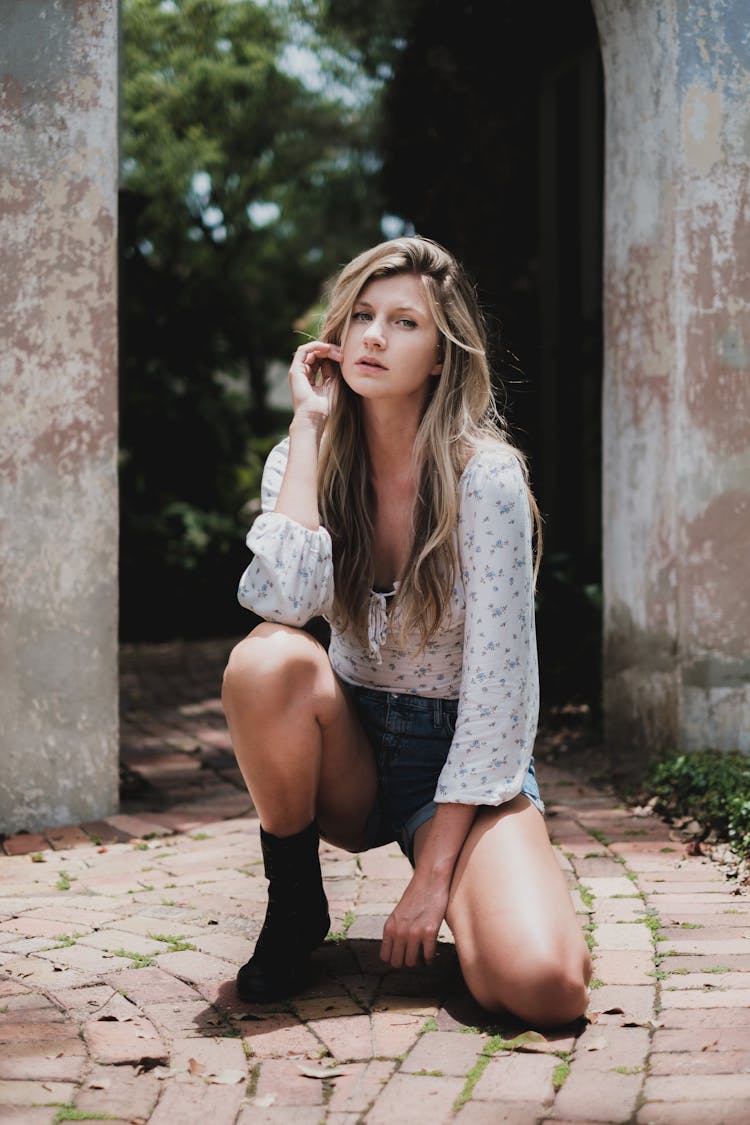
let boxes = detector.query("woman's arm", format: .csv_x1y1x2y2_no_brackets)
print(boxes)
236,341,341,626
380,803,476,968
435,447,540,805
275,340,341,529
381,447,540,968
275,414,326,530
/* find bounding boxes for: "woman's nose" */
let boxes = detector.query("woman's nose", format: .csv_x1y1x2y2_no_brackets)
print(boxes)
363,318,385,346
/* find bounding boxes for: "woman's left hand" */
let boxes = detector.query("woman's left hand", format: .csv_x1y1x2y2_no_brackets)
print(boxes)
288,340,342,421
380,872,450,968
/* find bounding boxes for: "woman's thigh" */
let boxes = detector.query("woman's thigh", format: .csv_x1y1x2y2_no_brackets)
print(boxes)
313,670,380,850
434,796,591,1023
223,623,378,849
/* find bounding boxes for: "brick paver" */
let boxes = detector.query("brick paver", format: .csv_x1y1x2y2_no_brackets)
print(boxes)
473,1052,558,1102
400,1030,490,1075
365,1072,465,1124
636,1102,750,1125
0,636,748,1123
550,1069,643,1122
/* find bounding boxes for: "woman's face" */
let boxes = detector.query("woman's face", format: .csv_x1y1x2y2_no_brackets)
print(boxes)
339,273,442,406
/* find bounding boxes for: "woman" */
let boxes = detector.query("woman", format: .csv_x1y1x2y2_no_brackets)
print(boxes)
222,235,591,1026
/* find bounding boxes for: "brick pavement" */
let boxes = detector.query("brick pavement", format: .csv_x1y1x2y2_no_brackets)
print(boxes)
1,637,749,1124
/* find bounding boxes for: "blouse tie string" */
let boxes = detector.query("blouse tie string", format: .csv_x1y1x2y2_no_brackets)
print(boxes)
367,589,395,663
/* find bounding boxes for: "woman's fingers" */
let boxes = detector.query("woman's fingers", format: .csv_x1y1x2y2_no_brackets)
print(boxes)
295,341,341,383
404,932,426,969
380,916,404,968
380,925,427,969
419,924,439,966
289,341,342,412
380,905,442,969
287,341,341,415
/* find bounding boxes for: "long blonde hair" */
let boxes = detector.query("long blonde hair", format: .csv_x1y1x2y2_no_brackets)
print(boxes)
317,235,541,647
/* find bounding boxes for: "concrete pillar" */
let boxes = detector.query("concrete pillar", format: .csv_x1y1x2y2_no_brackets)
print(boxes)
0,1,120,832
592,0,750,770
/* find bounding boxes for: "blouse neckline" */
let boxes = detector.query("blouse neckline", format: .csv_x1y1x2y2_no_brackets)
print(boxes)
371,582,399,597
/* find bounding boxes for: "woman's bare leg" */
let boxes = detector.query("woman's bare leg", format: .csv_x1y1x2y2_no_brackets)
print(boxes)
221,621,377,847
221,621,378,1000
415,796,591,1027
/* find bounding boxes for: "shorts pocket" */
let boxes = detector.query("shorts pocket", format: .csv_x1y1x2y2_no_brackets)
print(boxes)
442,700,458,736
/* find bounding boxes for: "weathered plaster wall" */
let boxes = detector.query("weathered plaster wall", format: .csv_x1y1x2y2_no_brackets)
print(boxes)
592,0,750,764
0,1,120,832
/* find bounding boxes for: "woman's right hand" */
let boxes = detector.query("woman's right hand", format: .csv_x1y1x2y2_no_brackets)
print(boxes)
289,340,342,422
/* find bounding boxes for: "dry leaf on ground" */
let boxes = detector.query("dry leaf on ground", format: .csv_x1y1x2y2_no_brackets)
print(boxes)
502,1031,548,1051
297,1062,347,1079
206,1069,245,1085
249,1094,276,1107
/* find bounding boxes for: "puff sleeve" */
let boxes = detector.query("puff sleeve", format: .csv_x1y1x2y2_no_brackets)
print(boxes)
237,437,334,627
435,448,540,806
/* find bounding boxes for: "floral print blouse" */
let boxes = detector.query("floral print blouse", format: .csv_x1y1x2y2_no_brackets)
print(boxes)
237,436,540,808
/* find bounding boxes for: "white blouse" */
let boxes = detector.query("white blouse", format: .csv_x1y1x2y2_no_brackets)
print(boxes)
237,436,540,807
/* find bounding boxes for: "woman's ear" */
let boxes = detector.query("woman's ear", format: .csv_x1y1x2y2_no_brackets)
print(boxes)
431,339,444,376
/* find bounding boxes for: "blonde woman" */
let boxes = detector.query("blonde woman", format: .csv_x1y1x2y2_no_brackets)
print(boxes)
222,236,591,1025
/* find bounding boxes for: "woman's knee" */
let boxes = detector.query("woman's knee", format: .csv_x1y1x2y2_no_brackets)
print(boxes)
516,954,590,1026
465,945,591,1027
222,622,328,713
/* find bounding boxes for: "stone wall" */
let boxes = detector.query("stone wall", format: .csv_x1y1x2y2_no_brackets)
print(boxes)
592,0,750,766
0,1,120,832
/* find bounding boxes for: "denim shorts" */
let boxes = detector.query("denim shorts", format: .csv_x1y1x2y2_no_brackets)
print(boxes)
345,684,545,866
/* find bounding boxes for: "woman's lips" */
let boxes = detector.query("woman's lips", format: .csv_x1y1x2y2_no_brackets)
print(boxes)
356,357,386,369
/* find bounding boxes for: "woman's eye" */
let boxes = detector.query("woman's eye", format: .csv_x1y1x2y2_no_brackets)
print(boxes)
353,310,371,322
398,318,417,329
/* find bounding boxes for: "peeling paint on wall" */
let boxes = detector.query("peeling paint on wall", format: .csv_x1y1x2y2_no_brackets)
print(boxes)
681,490,750,663
593,0,750,768
0,1,119,833
682,85,723,173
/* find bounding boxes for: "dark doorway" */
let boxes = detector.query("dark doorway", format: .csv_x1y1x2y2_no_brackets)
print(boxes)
380,0,604,711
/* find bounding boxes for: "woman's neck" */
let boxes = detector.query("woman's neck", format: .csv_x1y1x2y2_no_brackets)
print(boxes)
362,402,420,481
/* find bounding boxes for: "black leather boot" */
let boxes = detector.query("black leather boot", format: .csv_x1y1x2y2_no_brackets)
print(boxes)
236,820,330,1002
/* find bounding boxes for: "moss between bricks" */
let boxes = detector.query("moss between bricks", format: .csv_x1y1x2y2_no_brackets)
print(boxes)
54,1110,118,1123
112,949,155,968
55,933,85,948
552,1060,570,1089
452,1035,504,1109
325,909,355,943
147,932,197,951
451,1032,569,1110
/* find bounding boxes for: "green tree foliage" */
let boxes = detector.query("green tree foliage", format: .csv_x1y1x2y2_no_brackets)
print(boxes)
120,0,385,639
286,0,419,80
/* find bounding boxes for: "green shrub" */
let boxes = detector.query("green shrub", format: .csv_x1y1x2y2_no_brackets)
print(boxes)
647,749,750,861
